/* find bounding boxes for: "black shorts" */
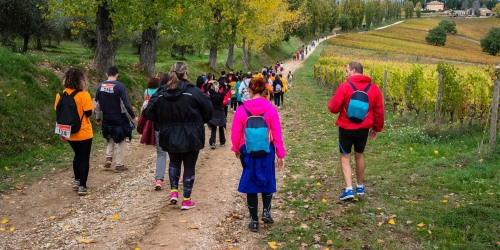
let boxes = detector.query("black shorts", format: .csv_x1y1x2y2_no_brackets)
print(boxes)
338,127,370,154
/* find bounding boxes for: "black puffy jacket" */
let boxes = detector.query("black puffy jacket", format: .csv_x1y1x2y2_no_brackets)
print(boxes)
144,80,213,153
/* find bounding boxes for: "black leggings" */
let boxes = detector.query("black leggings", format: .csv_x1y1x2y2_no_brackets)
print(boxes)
247,193,273,221
68,138,93,187
168,151,199,199
209,125,225,145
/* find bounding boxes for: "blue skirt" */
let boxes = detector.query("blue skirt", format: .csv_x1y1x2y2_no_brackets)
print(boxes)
237,143,276,194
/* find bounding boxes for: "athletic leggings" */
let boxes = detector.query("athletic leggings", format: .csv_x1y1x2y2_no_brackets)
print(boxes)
68,138,93,187
168,151,199,199
247,193,273,222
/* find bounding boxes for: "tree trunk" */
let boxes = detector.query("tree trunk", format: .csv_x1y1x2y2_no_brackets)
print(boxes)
139,28,157,77
241,37,249,69
209,45,217,71
95,1,115,76
490,78,500,149
22,34,29,53
36,36,42,50
226,23,237,70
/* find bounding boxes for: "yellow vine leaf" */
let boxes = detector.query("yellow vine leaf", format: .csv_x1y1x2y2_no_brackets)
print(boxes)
440,199,448,203
388,219,396,225
4,166,9,171
417,222,425,227
179,219,187,223
9,227,15,232
49,216,57,220
321,198,327,203
326,239,333,245
377,239,385,244
1,218,8,224
112,214,120,219
315,182,321,186
434,150,439,155
64,225,71,229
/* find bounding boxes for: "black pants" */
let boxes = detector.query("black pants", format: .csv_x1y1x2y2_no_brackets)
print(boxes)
168,151,200,199
231,98,237,110
247,193,273,221
280,92,285,105
224,105,228,118
273,92,281,107
68,138,93,187
209,125,225,145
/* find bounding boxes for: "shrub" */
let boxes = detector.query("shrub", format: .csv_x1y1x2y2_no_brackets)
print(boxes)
480,27,500,56
426,25,447,46
438,20,457,34
338,14,351,31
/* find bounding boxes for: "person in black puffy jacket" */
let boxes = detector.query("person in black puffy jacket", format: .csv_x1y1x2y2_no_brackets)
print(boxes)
144,62,213,210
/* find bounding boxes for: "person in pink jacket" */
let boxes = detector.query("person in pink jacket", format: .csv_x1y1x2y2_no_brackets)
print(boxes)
328,61,384,201
231,76,286,232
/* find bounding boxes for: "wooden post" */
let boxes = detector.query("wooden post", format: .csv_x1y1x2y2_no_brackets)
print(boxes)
382,70,388,106
332,69,338,95
435,69,443,121
489,64,500,149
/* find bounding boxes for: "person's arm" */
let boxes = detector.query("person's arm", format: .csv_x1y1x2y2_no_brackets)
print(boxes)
371,86,385,133
82,92,94,117
195,89,213,123
328,83,346,114
118,85,136,119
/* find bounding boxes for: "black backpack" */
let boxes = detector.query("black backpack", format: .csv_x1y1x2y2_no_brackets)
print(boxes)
56,90,83,134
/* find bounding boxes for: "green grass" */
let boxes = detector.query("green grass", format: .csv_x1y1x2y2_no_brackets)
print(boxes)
267,42,500,249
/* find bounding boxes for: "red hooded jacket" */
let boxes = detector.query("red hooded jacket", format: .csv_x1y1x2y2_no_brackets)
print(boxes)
328,74,384,132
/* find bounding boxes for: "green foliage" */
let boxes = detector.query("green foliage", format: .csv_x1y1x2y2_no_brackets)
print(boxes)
494,3,500,18
415,2,422,18
426,25,447,46
404,0,414,18
439,20,457,34
338,14,351,31
480,27,500,56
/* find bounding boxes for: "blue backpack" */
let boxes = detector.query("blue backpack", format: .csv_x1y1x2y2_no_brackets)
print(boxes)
243,106,270,157
345,81,371,123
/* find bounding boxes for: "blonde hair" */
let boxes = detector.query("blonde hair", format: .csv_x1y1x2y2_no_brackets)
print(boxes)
167,62,188,89
209,80,220,92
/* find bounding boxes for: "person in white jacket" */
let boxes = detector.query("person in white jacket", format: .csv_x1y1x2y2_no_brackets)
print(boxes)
238,72,252,103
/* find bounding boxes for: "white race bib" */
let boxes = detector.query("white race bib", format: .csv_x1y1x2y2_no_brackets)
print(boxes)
55,123,71,139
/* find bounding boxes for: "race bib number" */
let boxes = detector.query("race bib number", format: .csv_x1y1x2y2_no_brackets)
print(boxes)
100,83,115,93
55,123,71,139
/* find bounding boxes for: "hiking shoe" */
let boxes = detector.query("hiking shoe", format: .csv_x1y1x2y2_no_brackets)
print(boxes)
339,189,355,200
170,191,179,204
77,186,92,196
220,144,225,147
114,165,129,173
356,185,365,195
180,199,196,210
248,220,259,232
73,179,80,191
155,180,163,191
210,143,216,149
262,210,274,224
104,157,112,168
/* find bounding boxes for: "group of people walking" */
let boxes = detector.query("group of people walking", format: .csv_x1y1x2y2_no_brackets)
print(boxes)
54,55,383,232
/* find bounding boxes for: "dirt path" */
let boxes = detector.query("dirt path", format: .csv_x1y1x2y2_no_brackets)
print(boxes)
0,36,332,250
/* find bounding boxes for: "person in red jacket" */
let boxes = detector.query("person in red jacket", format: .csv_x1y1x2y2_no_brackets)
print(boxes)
328,61,384,200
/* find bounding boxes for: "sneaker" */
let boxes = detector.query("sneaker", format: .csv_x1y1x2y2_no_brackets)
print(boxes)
356,185,365,195
170,191,179,204
180,199,196,210
73,179,80,191
114,165,129,173
104,157,112,168
155,180,163,191
77,186,92,196
262,210,274,224
220,144,225,147
210,144,216,149
248,220,259,232
339,188,355,200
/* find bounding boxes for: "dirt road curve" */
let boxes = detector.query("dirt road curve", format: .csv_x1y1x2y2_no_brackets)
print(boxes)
0,36,331,250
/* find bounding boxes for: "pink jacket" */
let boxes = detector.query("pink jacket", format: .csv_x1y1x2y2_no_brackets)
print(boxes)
231,97,286,159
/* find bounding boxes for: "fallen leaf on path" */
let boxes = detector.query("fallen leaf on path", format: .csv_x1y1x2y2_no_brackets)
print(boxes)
9,227,15,232
377,239,385,244
321,198,327,203
81,231,87,236
49,216,57,220
388,219,395,225
179,219,187,223
64,225,71,229
1,218,8,224
326,240,333,245
406,221,413,224
313,234,321,243
0,228,5,231
189,224,199,229
417,222,425,227
268,242,278,249
112,214,120,219
440,199,448,203
428,230,432,234
316,182,321,186
300,223,309,229
377,221,384,227
78,238,96,244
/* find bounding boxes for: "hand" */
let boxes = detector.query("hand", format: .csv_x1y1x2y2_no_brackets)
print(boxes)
134,117,139,123
277,158,284,172
235,151,241,159
369,130,378,140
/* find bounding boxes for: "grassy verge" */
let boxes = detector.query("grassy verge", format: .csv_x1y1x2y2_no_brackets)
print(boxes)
268,43,500,249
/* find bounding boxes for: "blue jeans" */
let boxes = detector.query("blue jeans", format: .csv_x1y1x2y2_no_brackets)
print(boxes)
154,131,167,181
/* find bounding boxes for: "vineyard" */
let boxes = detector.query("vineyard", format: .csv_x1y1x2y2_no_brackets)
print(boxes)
329,18,500,64
314,55,496,123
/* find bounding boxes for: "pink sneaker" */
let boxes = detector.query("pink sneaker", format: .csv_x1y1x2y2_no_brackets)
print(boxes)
155,180,163,191
170,191,178,204
180,199,196,210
